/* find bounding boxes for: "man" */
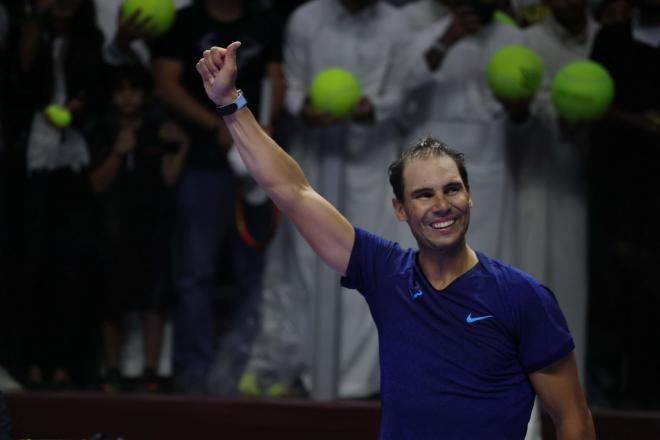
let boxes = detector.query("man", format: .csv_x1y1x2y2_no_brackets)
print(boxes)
150,0,284,393
242,0,414,398
403,0,523,264
196,42,596,439
505,0,600,381
587,0,660,406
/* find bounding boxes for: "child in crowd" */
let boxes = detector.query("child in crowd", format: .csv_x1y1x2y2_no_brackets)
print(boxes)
88,63,189,392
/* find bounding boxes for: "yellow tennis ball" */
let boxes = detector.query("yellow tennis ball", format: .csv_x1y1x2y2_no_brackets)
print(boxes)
551,60,615,122
486,45,543,100
45,104,72,128
308,67,362,118
121,0,175,38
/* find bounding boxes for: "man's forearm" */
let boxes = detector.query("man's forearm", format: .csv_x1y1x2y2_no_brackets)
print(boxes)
222,106,309,213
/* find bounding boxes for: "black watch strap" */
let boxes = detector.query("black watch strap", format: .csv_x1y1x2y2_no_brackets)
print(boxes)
216,90,247,117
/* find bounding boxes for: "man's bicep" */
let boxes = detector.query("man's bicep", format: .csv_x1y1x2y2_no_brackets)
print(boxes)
529,351,589,422
288,187,355,276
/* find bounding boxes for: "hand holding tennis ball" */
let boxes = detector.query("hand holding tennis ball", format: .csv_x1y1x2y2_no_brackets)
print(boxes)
551,60,614,122
44,104,72,128
486,45,543,100
121,0,175,38
308,67,362,119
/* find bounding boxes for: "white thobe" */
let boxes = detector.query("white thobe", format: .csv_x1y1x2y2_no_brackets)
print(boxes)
512,15,600,378
248,0,415,398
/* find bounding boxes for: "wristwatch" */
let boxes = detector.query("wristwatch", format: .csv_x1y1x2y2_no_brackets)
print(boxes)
216,90,247,117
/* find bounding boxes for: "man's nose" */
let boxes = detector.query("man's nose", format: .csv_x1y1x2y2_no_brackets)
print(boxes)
431,194,451,213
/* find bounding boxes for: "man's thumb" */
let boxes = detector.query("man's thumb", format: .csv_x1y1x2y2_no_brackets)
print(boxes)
226,41,242,65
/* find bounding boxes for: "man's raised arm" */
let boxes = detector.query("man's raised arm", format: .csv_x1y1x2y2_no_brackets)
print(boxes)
196,42,354,276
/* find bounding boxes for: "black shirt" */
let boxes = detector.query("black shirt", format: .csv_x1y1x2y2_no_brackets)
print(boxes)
151,4,283,169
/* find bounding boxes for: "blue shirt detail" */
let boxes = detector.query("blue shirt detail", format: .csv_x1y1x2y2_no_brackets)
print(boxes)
466,313,494,323
341,227,574,440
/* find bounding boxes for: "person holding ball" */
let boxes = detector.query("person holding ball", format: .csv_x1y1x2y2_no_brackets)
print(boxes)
196,41,596,440
238,0,416,399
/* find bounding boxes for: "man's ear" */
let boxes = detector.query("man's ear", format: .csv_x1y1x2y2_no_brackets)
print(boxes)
392,197,407,222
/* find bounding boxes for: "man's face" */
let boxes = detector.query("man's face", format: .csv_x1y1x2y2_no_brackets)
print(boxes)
393,155,471,255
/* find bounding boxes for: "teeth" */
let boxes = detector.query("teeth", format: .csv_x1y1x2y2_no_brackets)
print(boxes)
431,219,455,229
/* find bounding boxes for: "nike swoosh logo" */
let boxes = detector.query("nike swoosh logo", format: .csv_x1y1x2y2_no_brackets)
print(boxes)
466,313,494,323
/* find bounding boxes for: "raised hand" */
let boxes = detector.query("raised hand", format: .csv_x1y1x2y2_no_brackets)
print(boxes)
114,6,156,49
196,42,242,107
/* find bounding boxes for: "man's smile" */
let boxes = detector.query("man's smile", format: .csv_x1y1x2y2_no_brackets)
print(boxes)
430,218,457,230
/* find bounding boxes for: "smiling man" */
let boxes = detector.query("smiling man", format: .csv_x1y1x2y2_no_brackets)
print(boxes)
195,42,596,439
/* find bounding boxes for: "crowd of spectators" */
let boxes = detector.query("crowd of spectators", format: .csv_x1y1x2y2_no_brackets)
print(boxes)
0,0,657,415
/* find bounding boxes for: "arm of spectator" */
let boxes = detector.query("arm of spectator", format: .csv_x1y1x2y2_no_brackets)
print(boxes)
160,120,190,187
424,7,481,72
152,57,230,148
197,43,354,276
89,127,136,193
603,107,660,139
529,351,596,440
104,6,154,65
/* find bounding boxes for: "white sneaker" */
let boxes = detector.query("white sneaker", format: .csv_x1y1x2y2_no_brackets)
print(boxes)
0,365,22,392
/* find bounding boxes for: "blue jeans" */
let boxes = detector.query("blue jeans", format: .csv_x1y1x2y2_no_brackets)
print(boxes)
172,168,266,389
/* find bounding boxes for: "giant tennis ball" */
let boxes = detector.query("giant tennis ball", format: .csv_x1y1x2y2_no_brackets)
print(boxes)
45,104,72,128
486,45,543,100
308,67,362,118
121,0,175,38
551,60,614,122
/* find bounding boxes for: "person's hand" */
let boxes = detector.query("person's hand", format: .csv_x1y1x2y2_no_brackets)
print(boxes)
112,127,137,156
352,96,374,125
443,6,482,44
301,97,341,127
496,97,531,124
114,6,156,49
196,42,242,107
425,6,480,70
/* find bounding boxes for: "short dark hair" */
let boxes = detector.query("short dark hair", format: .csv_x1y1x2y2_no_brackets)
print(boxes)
388,137,469,202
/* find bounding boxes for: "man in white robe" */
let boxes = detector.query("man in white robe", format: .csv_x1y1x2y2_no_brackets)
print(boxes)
244,0,415,398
